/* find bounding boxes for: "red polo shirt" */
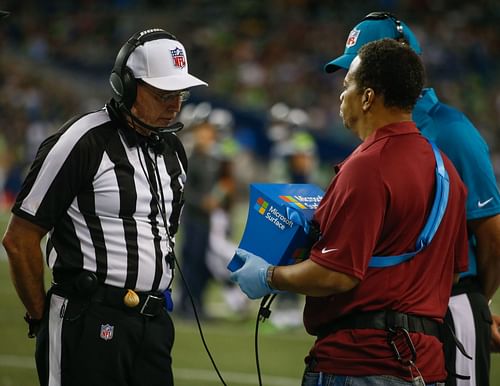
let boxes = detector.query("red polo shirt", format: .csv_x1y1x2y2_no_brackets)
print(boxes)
303,122,468,381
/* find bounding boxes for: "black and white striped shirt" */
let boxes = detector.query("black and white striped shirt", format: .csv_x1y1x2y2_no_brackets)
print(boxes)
12,103,187,291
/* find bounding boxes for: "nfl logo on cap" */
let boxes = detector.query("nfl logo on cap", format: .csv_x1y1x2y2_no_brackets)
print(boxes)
100,324,114,341
346,28,360,48
170,47,186,69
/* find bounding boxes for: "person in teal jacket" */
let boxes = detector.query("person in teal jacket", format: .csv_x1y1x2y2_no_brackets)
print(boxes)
324,12,500,385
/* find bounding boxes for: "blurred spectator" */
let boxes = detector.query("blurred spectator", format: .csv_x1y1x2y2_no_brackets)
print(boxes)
267,107,321,328
205,137,250,316
177,121,221,319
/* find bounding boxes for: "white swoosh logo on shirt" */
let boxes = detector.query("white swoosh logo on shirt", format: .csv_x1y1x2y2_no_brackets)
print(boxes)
478,197,493,208
321,247,339,254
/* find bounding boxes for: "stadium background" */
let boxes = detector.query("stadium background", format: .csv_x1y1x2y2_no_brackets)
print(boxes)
0,0,499,385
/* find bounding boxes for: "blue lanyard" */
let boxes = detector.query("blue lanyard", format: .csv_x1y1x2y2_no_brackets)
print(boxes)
368,141,450,268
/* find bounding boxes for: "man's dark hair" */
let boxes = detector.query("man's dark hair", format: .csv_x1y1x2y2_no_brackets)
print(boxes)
355,38,425,111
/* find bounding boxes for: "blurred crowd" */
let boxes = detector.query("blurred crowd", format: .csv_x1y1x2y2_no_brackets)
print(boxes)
0,0,499,318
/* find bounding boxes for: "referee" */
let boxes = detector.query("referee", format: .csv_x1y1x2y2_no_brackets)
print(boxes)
3,28,207,386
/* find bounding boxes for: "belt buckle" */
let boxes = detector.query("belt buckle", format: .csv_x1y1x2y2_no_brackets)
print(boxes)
140,294,163,317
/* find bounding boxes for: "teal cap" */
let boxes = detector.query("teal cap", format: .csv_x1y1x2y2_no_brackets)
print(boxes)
325,12,421,73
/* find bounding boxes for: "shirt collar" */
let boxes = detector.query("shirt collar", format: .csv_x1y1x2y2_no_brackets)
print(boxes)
358,120,420,152
334,121,419,173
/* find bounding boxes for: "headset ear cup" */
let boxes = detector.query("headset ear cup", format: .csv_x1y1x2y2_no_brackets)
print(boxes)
109,71,124,103
122,67,137,110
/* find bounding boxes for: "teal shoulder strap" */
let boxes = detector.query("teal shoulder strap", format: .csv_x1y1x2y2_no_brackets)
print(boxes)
368,141,450,268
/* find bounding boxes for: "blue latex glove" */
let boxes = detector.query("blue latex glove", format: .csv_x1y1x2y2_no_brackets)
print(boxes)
230,248,278,299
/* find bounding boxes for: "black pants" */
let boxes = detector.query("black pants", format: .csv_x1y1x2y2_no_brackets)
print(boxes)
35,291,175,386
444,278,491,386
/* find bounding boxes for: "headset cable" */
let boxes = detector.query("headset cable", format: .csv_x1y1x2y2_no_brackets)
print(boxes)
255,294,278,386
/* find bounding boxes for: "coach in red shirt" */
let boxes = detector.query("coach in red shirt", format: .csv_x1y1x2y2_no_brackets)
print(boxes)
231,39,468,385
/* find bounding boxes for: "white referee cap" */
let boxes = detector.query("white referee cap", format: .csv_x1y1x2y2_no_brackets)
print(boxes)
127,38,207,91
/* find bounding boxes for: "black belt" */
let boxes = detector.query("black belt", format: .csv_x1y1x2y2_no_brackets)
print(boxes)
317,310,441,339
51,271,166,317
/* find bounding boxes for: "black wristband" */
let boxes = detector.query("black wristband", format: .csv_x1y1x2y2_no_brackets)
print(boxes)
24,312,42,339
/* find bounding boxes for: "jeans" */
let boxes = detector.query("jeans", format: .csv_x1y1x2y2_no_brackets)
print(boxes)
301,372,445,386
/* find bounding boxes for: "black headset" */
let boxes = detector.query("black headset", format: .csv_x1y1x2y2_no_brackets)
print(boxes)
109,28,178,110
362,11,405,43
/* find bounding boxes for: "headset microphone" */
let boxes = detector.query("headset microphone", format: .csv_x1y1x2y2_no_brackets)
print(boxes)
123,105,185,133
122,108,184,153
158,122,184,133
